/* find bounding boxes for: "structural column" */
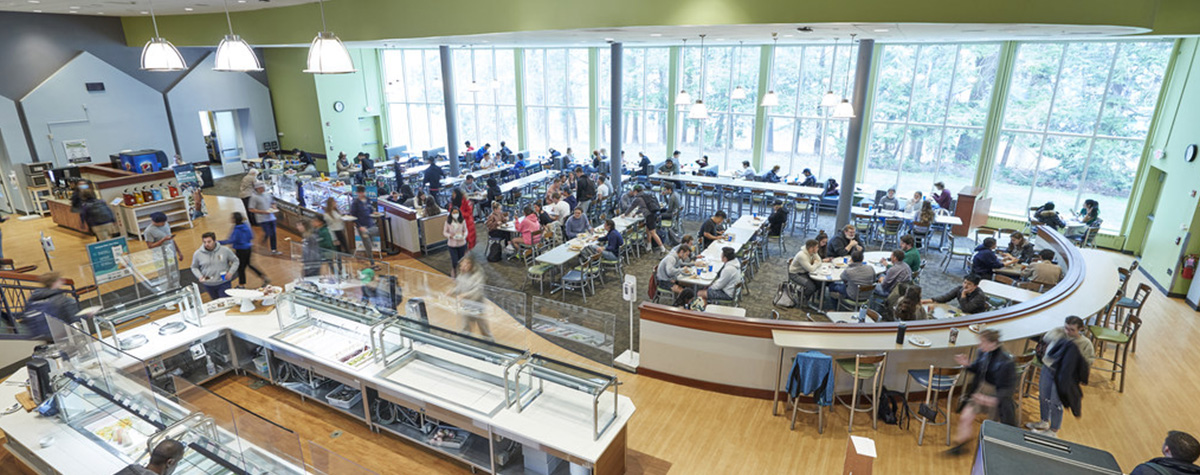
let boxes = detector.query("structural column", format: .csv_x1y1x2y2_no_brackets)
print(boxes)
439,45,460,177
836,39,875,230
609,43,624,193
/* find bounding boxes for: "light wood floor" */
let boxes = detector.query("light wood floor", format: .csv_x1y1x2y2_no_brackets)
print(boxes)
2,195,1197,474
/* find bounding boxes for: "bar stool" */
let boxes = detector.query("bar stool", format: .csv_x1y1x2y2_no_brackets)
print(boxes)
722,185,742,218
832,353,887,432
1012,353,1037,419
786,350,833,434
1113,283,1150,352
792,196,814,235
904,365,965,445
700,184,718,216
750,190,769,216
1089,314,1142,393
683,182,702,217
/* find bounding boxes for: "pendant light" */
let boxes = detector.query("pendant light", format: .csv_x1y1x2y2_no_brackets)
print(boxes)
490,45,501,89
675,38,692,106
465,45,484,93
820,38,839,108
730,41,747,100
140,0,186,71
760,33,779,107
688,34,709,120
213,0,261,71
832,34,856,118
303,0,355,74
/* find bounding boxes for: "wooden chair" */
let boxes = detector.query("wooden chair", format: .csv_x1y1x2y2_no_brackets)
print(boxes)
1012,353,1037,419
993,274,1015,286
1088,314,1141,393
1017,281,1044,293
833,353,888,432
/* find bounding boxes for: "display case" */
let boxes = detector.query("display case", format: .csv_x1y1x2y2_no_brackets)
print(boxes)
513,354,620,441
92,284,206,329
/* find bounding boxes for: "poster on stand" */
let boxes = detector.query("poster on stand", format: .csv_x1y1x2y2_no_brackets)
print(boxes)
87,237,130,284
173,164,208,219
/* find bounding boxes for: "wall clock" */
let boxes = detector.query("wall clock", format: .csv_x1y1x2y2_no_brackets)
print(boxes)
1185,144,1198,162
333,101,345,113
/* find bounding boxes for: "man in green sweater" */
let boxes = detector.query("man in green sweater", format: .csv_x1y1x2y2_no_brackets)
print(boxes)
900,235,920,273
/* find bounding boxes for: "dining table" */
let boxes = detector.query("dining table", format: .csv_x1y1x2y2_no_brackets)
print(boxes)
807,252,890,310
674,215,771,288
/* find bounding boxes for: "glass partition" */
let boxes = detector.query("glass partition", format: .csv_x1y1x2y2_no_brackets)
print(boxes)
78,243,181,311
512,353,619,441
529,296,616,366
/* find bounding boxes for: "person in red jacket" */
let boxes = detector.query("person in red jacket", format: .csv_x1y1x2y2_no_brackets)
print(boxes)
452,188,476,250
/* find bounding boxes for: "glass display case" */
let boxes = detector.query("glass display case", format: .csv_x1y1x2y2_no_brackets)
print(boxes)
272,287,395,369
513,354,620,441
91,284,207,329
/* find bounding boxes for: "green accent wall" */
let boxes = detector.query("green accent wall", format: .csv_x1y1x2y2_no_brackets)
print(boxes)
665,46,680,156
589,48,599,153
312,48,386,171
121,0,1200,48
974,41,1018,193
263,48,322,155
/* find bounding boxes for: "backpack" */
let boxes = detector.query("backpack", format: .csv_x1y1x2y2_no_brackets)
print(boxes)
16,298,64,340
1141,462,1172,475
878,387,910,428
773,282,802,308
486,240,503,262
85,199,114,225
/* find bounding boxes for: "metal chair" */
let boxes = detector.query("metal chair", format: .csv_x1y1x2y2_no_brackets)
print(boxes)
853,213,876,246
792,196,815,236
560,253,601,303
905,365,965,446
683,182,702,218
522,248,556,294
838,284,877,311
879,219,904,250
833,353,888,432
1012,353,1037,419
1113,283,1150,352
707,282,744,307
941,237,974,271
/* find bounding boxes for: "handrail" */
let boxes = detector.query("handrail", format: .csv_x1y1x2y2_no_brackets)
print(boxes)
639,226,1085,338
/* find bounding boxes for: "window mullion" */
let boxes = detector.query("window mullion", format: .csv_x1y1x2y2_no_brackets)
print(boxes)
895,46,923,188
932,45,963,184
1026,44,1071,213
1074,43,1121,212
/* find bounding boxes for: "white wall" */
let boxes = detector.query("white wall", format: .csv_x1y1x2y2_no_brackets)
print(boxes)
20,52,173,168
0,97,33,210
167,53,277,175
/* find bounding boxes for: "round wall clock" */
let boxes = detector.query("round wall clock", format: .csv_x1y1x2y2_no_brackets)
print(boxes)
1185,144,1197,162
333,101,345,113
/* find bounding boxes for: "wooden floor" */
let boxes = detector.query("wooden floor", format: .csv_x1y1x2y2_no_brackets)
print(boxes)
2,194,1198,474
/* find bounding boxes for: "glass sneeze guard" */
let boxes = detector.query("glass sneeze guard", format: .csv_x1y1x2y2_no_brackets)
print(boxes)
513,353,619,441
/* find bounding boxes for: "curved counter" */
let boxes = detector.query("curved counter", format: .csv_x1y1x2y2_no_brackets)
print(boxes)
638,227,1131,397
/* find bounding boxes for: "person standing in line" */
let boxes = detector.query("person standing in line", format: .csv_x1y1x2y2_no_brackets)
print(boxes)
575,167,596,215
947,328,1018,456
248,182,280,255
191,232,239,299
349,186,378,260
143,212,182,261
324,197,350,253
1129,431,1200,475
300,215,334,277
79,190,119,241
452,255,492,340
444,207,469,277
451,189,477,251
239,169,259,225
220,212,268,288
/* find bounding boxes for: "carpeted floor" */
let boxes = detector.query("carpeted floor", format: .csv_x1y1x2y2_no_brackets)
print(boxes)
417,208,988,365
209,174,244,199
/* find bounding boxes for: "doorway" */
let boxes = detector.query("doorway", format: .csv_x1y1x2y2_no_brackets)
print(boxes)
199,110,249,178
0,132,17,214
1137,167,1166,257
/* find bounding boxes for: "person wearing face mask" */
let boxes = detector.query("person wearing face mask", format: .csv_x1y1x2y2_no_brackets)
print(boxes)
444,207,469,277
114,439,185,474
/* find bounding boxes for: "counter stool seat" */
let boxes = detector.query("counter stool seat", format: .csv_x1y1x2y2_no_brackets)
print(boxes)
905,369,958,392
832,353,887,433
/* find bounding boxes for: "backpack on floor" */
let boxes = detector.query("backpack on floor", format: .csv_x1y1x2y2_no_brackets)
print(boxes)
878,387,910,429
486,240,503,262
773,281,802,308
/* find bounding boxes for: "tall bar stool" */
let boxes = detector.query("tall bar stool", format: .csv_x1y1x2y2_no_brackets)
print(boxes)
1011,353,1037,419
750,190,769,216
683,182,702,218
786,350,833,434
792,196,814,235
904,365,965,445
722,185,742,218
1089,314,1142,393
700,184,718,216
1113,283,1150,352
832,353,887,432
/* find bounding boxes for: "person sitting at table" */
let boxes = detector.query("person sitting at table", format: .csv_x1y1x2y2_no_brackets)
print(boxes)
815,230,831,261
545,176,562,203
660,186,682,219
694,154,708,168
636,152,653,176
335,152,352,175
485,178,503,205
422,194,443,217
656,244,693,290
479,152,498,169
460,174,481,196
828,251,875,304
913,201,935,228
698,247,742,303
932,181,953,210
592,150,604,170
563,207,591,240
474,143,492,163
823,178,840,197
671,150,683,168
549,192,571,224
1069,199,1100,237
672,235,698,265
590,219,623,261
485,203,510,240
764,165,784,183
1034,202,1066,230
877,187,900,210
903,190,925,215
671,284,705,311
899,235,920,272
767,201,788,237
923,274,989,314
737,160,757,180
596,175,612,203
699,210,727,249
892,285,927,321
972,237,1008,280
532,201,554,226
828,224,864,259
512,205,542,249
1022,249,1064,286
788,239,822,299
658,157,678,175
1002,231,1037,264
498,141,513,161
799,168,818,187
876,250,912,298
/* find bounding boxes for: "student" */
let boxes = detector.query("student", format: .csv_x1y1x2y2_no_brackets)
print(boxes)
575,168,596,214
564,207,591,240
637,152,652,176
480,152,498,169
971,237,1008,279
656,245,692,290
324,197,350,253
423,156,445,199
876,250,912,297
79,191,118,241
698,247,741,302
451,189,476,250
464,141,474,153
799,168,818,187
1035,202,1066,230
114,439,185,475
452,255,492,339
623,186,665,250
658,157,678,175
829,251,875,302
899,235,920,272
932,181,953,210
549,192,571,224
594,219,623,261
532,202,553,226
924,274,989,314
596,175,612,203
828,224,863,259
22,272,86,342
512,206,542,249
814,231,831,261
143,212,182,260
485,202,510,241
498,141,513,160
694,154,709,168
1022,249,1064,286
947,329,1018,456
248,182,280,254
444,207,469,277
1129,431,1200,475
767,201,788,237
788,239,822,299
463,174,483,195
1027,316,1095,438
763,165,783,183
914,201,935,227
335,152,352,175
903,191,924,215
1002,231,1037,264
239,169,260,225
220,212,267,288
738,160,756,180
660,186,682,220
300,215,333,277
191,232,239,299
893,286,927,321
823,178,840,197
349,186,378,259
877,188,900,210
475,143,492,162
699,211,727,249
1077,199,1100,227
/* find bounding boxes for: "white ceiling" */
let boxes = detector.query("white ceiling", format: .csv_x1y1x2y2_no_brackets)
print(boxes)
0,0,318,16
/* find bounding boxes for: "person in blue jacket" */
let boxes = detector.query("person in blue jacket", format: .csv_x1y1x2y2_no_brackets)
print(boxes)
220,212,268,287
971,237,1007,280
474,143,491,162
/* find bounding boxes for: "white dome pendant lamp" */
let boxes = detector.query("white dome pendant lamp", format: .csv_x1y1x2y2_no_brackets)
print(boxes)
688,34,710,120
832,34,857,119
675,38,692,106
760,33,779,107
140,0,187,71
820,38,839,108
304,0,356,74
213,0,261,71
730,41,747,100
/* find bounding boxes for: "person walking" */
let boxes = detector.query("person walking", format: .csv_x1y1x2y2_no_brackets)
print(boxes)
349,186,378,260
1026,316,1095,438
248,182,280,255
79,191,119,241
220,212,268,288
239,169,259,225
444,207,469,277
452,255,492,339
143,212,182,261
947,329,1018,456
191,232,239,299
451,189,477,251
21,272,89,342
323,197,350,253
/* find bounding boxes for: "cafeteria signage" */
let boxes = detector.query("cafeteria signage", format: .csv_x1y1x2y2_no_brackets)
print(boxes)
87,237,130,284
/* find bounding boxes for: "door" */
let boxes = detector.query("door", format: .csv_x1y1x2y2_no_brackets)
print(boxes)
359,116,382,159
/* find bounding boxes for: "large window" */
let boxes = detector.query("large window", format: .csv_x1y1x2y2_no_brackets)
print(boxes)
763,44,859,181
524,48,590,156
596,48,671,162
863,43,1001,197
382,49,447,153
676,44,760,169
453,47,517,150
990,41,1171,230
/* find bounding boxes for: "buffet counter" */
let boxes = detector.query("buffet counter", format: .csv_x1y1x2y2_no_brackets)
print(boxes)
638,227,1129,396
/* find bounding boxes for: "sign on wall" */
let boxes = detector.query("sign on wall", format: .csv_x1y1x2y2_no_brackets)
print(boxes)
63,139,92,164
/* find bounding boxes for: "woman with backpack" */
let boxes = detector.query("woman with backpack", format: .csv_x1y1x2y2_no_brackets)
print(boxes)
79,191,118,241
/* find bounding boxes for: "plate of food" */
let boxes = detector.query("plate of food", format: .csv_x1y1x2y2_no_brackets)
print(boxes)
907,336,932,347
968,323,985,333
681,267,696,276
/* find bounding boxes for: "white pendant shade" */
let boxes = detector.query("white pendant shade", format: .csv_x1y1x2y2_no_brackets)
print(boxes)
688,100,709,120
213,35,261,72
304,31,356,74
731,86,747,100
760,90,779,107
141,37,187,72
832,99,856,118
675,90,692,106
820,90,839,108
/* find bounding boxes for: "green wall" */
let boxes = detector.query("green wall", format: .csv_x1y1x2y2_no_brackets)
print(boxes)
1123,38,1200,295
313,49,387,171
121,0,1200,48
263,48,323,154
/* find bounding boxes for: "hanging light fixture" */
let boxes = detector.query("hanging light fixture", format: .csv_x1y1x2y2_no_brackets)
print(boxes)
140,0,186,71
303,0,355,74
465,45,484,93
675,38,692,106
820,38,839,108
832,34,856,118
688,34,709,120
730,41,747,100
213,0,261,71
760,33,780,107
490,45,501,89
